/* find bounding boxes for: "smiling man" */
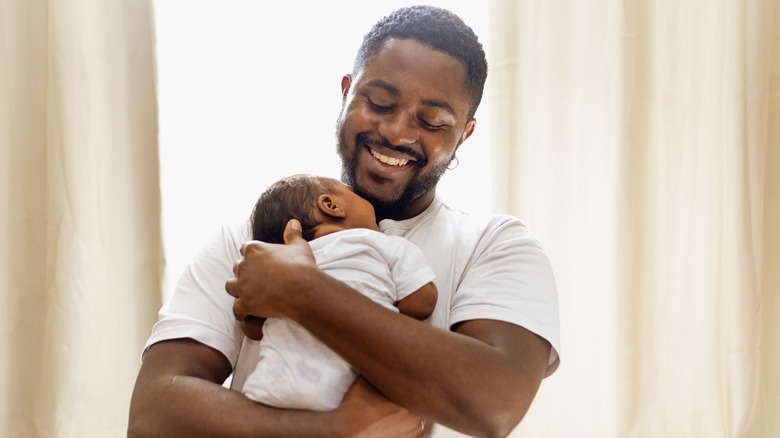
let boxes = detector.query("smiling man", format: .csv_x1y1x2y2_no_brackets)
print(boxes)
130,6,560,438
337,37,476,222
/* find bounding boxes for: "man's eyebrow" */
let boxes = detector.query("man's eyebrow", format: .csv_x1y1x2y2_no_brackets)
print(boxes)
366,79,400,96
421,99,455,116
365,79,456,116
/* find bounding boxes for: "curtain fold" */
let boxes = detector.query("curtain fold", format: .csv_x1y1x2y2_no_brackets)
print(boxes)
1,0,163,436
489,1,779,437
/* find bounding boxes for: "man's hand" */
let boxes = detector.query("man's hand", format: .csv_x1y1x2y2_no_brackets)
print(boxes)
335,377,425,438
225,219,317,334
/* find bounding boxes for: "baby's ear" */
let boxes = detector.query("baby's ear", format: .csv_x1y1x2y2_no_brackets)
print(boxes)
317,194,347,219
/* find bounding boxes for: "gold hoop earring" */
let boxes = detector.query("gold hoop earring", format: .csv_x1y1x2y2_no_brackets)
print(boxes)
447,156,459,170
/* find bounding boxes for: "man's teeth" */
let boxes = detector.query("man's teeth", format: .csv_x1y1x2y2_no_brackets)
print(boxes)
370,149,409,166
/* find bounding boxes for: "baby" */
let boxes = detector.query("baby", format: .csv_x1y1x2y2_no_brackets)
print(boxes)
241,174,438,411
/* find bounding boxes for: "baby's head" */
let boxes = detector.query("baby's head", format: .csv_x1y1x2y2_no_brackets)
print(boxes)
251,174,378,244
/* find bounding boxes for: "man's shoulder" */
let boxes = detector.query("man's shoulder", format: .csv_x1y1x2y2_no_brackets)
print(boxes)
211,221,252,256
225,220,252,241
428,201,529,237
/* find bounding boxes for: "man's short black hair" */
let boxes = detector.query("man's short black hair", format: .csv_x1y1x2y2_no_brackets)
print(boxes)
353,5,488,120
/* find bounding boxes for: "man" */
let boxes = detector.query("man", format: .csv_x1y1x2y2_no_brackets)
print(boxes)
129,5,560,437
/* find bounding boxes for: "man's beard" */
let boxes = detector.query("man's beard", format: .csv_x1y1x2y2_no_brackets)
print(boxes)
336,119,449,219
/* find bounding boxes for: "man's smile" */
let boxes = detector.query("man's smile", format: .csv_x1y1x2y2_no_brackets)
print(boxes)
370,148,410,167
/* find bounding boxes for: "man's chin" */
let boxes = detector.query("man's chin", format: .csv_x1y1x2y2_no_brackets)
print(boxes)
355,188,403,210
350,182,402,210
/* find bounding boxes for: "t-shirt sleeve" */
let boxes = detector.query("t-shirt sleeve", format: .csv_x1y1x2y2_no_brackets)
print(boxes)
141,222,248,368
449,216,561,376
387,237,437,301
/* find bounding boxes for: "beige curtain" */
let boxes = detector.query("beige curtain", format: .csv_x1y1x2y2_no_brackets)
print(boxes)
488,1,780,437
0,0,163,436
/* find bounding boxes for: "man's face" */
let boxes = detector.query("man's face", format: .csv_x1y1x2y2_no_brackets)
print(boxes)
336,38,475,220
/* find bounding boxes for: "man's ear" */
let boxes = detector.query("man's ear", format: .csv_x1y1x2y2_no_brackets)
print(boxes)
341,74,352,101
458,118,476,147
317,194,347,219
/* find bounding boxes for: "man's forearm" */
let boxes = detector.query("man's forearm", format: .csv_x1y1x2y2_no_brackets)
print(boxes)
128,340,333,438
129,374,332,438
285,269,550,438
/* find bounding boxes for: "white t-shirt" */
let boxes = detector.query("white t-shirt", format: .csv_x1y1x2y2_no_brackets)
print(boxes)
143,196,561,435
241,229,436,411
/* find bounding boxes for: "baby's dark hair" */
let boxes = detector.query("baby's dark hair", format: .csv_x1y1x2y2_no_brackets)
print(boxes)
353,5,488,120
250,175,342,244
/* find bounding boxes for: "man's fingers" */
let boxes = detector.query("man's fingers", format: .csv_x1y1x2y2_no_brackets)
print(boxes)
241,316,267,341
225,278,239,298
283,219,305,245
239,239,260,256
231,296,249,322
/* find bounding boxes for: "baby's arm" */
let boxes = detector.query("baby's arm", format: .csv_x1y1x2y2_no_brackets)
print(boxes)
396,281,438,320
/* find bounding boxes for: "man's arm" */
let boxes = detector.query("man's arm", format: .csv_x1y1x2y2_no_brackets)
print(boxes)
227,221,551,438
128,338,425,438
128,338,330,437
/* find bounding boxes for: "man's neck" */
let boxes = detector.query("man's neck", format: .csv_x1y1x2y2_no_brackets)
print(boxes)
375,192,435,222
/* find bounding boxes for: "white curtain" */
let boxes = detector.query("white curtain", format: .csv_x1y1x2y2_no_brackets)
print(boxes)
488,1,780,437
0,0,163,436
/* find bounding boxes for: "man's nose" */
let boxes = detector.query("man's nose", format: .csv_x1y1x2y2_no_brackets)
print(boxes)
377,111,419,146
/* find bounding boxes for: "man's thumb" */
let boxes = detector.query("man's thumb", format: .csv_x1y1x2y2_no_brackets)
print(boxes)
283,219,304,244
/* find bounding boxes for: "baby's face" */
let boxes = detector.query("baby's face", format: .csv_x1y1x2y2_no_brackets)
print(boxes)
334,181,379,231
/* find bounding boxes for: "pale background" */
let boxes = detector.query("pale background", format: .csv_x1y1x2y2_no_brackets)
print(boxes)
1,0,778,437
